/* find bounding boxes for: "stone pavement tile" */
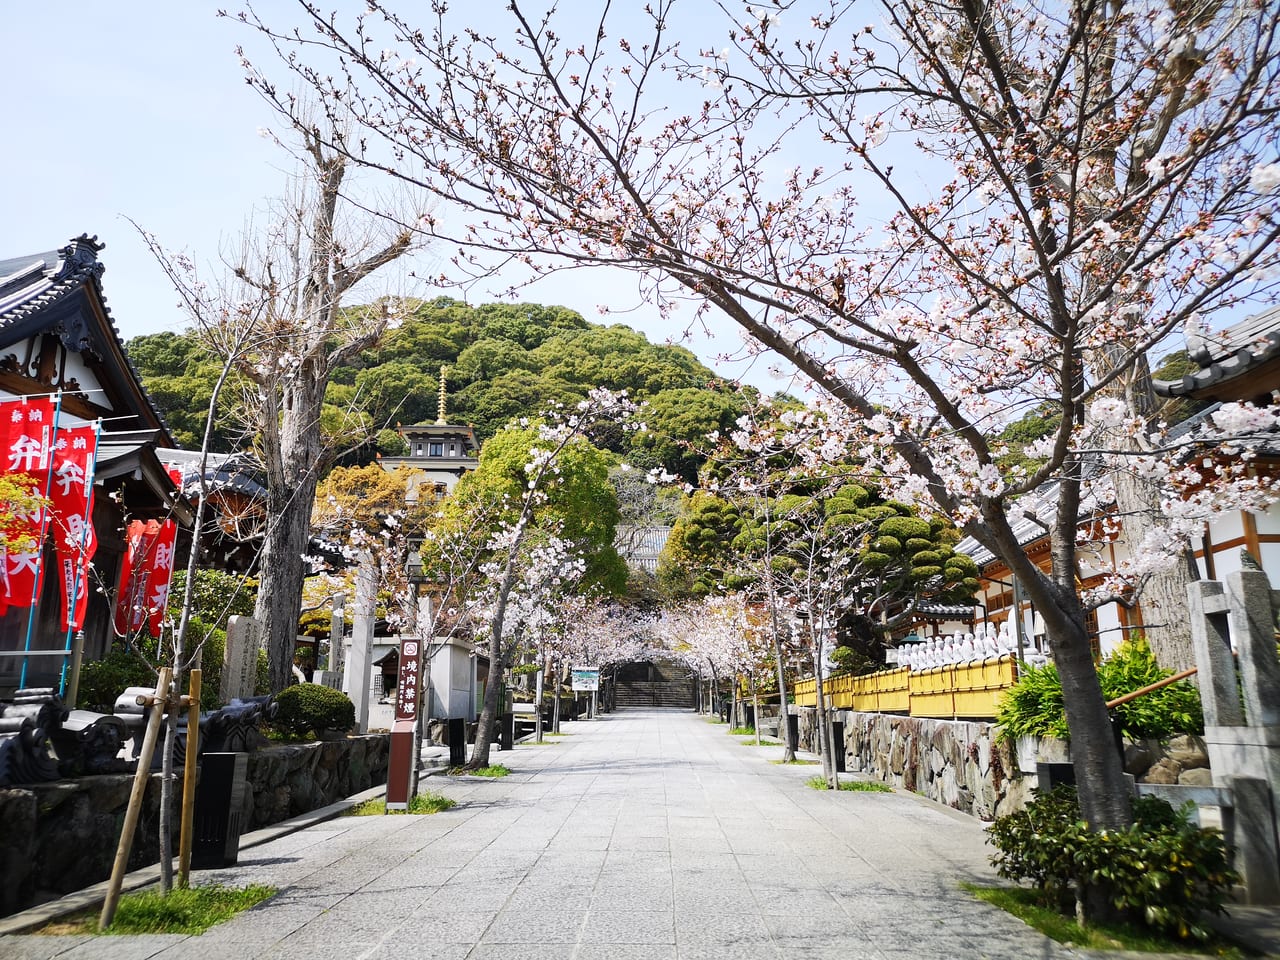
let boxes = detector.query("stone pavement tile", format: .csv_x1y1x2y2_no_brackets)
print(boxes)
481,906,586,943
399,909,499,942
466,944,575,960
574,945,677,960
671,883,756,908
0,935,95,959
754,893,858,920
591,889,675,912
762,911,869,942
676,945,781,960
549,834,612,851
674,911,773,945
611,835,670,852
502,884,594,907
423,885,513,913
194,903,325,943
272,910,393,944
580,909,676,945
52,934,190,959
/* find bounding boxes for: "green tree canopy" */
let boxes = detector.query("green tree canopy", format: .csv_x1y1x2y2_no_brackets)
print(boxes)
433,422,629,596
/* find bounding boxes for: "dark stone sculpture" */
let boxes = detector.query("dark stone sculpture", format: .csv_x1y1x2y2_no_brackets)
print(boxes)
0,688,66,786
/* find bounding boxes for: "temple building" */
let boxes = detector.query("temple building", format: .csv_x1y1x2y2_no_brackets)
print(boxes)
378,367,480,501
0,236,189,696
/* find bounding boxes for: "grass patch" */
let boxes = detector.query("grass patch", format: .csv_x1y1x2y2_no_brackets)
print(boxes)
964,885,1248,957
450,763,511,778
805,776,893,792
728,726,755,736
771,758,819,765
40,885,277,936
704,716,725,724
345,791,456,816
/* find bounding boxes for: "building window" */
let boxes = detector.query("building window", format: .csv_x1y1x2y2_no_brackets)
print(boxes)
429,442,443,457
415,444,423,456
449,443,456,456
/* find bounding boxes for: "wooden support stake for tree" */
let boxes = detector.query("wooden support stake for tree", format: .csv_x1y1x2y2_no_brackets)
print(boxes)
178,668,201,888
99,667,171,931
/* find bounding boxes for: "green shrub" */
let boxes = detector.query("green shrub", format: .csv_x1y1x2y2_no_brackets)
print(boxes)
76,647,155,711
995,661,1070,742
271,683,355,738
828,645,879,676
1098,640,1203,738
988,786,1237,941
996,638,1202,742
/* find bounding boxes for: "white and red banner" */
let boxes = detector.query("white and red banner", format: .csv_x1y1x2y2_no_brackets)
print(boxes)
114,519,158,635
50,424,98,631
144,518,177,639
0,396,57,615
113,516,178,639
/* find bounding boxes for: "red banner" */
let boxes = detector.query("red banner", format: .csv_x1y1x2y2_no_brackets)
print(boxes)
114,519,159,635
145,519,177,639
0,396,57,614
50,425,98,631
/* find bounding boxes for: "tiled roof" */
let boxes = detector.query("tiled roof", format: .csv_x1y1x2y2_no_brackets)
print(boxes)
914,602,977,619
1154,305,1280,400
160,447,270,500
0,239,102,329
0,235,174,445
955,468,1113,568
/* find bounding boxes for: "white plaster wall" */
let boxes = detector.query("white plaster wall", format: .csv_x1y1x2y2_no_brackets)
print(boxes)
1094,603,1125,657
1253,506,1280,536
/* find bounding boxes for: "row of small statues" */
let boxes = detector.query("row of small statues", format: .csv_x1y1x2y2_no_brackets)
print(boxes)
895,622,1049,672
0,687,277,788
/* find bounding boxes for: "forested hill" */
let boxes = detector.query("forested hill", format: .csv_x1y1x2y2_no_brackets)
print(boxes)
128,296,748,482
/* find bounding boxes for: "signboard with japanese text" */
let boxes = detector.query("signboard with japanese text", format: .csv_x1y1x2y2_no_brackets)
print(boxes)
571,667,599,692
387,635,425,810
394,639,423,721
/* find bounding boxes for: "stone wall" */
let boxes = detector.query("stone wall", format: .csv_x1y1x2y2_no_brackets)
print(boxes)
793,707,1210,821
0,735,389,919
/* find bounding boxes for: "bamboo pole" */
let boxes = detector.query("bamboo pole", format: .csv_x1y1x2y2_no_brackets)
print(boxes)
1105,667,1198,709
100,668,171,931
178,669,201,888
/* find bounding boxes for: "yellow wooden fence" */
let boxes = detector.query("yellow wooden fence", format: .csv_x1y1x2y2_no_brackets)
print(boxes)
791,655,1018,720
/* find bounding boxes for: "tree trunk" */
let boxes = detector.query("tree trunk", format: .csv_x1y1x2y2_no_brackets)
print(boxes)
470,639,503,767
256,478,316,692
1110,464,1199,670
770,601,796,762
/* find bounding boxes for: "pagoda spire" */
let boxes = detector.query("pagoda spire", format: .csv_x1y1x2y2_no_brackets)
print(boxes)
436,366,449,425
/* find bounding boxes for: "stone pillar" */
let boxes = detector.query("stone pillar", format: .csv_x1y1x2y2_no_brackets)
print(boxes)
345,555,377,734
1225,569,1280,728
328,593,345,675
220,615,262,703
1229,777,1280,904
1187,580,1244,728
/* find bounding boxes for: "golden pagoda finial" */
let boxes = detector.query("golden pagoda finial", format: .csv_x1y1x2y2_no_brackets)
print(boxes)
436,366,449,425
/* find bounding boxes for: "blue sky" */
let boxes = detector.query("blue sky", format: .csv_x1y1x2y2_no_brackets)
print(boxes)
1,2,790,391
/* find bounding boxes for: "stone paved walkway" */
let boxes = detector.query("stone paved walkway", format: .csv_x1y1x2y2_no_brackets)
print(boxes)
4,709,1083,959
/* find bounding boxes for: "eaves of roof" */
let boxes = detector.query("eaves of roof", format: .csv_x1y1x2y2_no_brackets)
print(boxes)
0,236,176,446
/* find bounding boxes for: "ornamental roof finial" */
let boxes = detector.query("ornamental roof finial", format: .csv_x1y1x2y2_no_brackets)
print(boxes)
436,366,449,425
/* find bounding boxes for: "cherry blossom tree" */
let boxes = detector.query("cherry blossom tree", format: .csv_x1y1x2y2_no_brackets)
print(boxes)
235,0,1280,872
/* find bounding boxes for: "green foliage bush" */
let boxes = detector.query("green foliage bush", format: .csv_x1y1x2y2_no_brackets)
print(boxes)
828,645,880,676
996,638,1203,742
988,786,1237,940
76,647,155,711
271,683,355,738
